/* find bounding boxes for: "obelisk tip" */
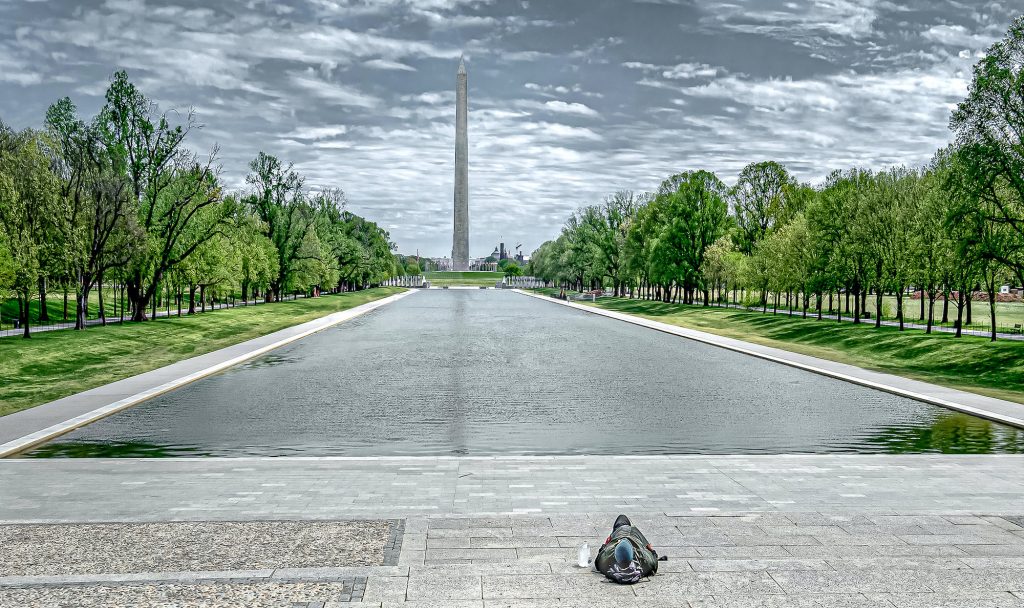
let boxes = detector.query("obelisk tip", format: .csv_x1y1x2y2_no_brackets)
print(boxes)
458,55,466,74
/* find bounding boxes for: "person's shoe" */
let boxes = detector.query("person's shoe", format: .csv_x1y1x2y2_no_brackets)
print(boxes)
613,514,631,529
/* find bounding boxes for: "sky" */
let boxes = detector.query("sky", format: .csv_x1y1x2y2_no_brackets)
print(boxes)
0,0,1019,258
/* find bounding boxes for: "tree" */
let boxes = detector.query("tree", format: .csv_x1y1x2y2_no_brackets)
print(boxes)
913,162,957,333
653,170,730,304
46,97,137,329
99,71,231,321
731,161,798,255
578,191,642,296
861,168,921,329
503,260,522,277
244,152,322,300
0,127,61,337
950,16,1024,286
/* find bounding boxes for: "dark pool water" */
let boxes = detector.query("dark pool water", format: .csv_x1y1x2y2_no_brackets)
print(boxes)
22,290,1024,457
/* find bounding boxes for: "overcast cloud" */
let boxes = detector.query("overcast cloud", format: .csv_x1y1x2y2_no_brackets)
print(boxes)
0,0,1018,256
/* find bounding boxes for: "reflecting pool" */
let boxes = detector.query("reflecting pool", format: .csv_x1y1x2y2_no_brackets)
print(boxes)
22,290,1024,457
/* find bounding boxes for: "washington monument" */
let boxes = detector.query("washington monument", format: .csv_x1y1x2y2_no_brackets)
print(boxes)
452,57,469,270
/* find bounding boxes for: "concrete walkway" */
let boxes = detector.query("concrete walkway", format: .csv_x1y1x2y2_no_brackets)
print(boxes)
0,290,414,457
2,456,1024,606
516,290,1024,430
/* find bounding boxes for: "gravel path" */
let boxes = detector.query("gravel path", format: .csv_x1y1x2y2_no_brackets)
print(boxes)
0,581,361,607
0,521,392,576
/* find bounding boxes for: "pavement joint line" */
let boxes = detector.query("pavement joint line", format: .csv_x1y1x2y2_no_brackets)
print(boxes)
0,571,370,589
0,290,417,458
514,289,1024,430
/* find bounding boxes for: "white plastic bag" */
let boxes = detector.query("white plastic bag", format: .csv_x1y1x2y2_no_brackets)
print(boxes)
577,542,590,568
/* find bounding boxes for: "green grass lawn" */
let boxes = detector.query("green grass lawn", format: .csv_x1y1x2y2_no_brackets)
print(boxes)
532,289,1024,404
0,288,403,417
425,271,505,287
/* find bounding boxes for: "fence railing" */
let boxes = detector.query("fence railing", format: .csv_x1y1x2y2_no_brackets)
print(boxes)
382,275,427,288
0,290,314,339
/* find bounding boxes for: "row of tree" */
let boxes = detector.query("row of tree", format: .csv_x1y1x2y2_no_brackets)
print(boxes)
528,17,1024,342
0,71,399,338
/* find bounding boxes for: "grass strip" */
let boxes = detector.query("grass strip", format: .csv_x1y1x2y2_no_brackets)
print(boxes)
0,288,404,417
533,289,1024,404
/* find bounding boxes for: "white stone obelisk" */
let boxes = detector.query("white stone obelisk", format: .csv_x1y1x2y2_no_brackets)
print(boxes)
452,56,469,271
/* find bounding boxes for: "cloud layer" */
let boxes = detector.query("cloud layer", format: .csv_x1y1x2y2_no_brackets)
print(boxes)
0,0,1015,256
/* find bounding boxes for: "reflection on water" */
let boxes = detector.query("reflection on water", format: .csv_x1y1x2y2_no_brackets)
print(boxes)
866,414,1024,454
22,441,213,458
19,290,1024,458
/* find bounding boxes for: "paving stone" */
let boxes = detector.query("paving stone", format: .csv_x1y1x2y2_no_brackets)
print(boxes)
690,594,885,607
470,537,560,549
406,575,482,600
697,546,793,559
482,574,637,599
426,548,517,561
785,545,968,558
686,559,830,572
630,572,784,597
916,569,1024,593
869,592,1024,607
362,576,409,602
768,570,933,594
380,597,483,601
959,544,1024,557
823,557,969,570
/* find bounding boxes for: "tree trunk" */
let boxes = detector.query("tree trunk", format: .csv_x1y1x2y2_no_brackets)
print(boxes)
188,285,197,315
919,291,925,321
966,290,973,326
127,278,148,322
19,292,31,338
926,290,935,334
853,283,861,324
200,285,206,313
75,269,87,330
98,272,106,326
955,284,965,338
978,270,995,339
38,276,49,323
874,287,882,329
896,290,904,331
941,289,949,323
988,279,997,342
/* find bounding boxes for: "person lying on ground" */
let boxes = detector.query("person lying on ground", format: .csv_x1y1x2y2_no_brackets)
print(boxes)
594,514,663,584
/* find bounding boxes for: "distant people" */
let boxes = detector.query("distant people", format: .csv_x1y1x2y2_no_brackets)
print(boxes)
594,515,662,584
